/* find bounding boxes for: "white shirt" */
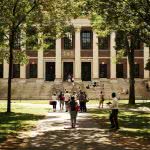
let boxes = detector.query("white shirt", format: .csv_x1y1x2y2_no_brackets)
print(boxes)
64,93,70,102
51,95,57,101
111,97,118,109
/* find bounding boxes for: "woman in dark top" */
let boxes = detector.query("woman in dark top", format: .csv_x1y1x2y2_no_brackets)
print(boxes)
68,96,79,128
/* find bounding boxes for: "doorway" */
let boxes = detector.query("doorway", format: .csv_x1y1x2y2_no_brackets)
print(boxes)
116,64,124,78
63,62,73,81
45,62,55,81
81,62,91,81
99,64,107,78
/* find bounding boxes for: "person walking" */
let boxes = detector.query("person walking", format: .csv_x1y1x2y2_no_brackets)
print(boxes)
64,91,71,112
59,91,65,110
49,93,57,112
78,91,85,112
68,96,79,128
108,92,119,130
83,91,88,112
99,91,105,108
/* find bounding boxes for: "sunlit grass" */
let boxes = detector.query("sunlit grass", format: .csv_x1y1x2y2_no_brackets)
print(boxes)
0,101,50,143
0,100,150,143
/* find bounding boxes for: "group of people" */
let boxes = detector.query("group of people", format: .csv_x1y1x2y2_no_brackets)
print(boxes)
49,90,88,128
50,90,119,130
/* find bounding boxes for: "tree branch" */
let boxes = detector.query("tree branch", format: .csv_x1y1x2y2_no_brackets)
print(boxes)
13,0,20,16
15,1,39,30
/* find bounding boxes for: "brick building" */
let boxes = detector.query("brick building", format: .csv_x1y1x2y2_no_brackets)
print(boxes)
0,18,149,82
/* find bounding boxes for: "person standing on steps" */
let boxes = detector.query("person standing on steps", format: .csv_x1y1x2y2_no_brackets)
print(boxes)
68,96,79,128
108,92,119,130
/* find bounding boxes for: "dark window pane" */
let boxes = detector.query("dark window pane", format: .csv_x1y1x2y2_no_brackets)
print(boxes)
44,38,55,50
134,64,139,78
0,64,3,78
81,30,92,49
13,64,20,78
98,36,109,50
29,64,37,78
64,33,73,49
14,29,21,49
26,26,38,50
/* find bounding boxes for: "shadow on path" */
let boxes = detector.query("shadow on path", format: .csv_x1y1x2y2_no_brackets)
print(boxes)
0,112,149,150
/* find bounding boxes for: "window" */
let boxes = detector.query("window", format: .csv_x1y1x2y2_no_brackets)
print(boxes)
14,29,21,49
64,32,73,49
44,38,55,50
81,30,92,49
26,26,38,50
0,64,3,78
98,36,110,50
134,64,140,78
13,64,20,78
29,64,37,78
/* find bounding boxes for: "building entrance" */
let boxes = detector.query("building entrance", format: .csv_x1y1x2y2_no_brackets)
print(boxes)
99,64,107,78
63,62,73,81
116,64,124,78
82,62,91,81
45,62,55,81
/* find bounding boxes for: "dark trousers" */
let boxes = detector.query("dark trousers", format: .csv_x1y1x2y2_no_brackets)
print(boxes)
83,102,87,112
80,101,84,112
109,109,119,128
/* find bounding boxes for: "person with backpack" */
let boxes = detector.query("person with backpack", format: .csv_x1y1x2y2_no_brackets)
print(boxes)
68,96,79,128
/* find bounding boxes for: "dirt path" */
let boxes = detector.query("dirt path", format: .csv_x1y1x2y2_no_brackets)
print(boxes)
0,111,149,150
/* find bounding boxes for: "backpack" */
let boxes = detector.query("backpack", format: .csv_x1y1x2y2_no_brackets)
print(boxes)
70,101,76,111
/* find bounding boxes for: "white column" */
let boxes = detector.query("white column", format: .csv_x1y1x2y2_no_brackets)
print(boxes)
93,31,99,81
110,32,116,79
3,60,9,78
144,44,150,79
20,28,26,79
55,38,62,82
38,32,44,79
75,27,81,82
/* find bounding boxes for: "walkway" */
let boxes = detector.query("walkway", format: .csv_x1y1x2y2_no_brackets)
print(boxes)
0,109,149,150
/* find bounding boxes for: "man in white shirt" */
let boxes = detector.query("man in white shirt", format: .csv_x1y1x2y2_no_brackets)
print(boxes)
64,91,71,112
109,92,119,130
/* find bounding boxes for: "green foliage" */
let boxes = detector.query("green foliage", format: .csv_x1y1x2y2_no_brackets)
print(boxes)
145,59,150,71
0,0,82,63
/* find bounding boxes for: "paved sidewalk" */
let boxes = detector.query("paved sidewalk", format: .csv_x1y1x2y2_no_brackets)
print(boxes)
0,109,150,150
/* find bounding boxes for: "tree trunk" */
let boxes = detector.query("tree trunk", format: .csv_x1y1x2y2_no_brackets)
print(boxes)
128,49,135,105
7,29,15,113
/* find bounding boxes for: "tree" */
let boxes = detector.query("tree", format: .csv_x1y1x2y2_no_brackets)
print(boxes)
0,0,80,112
84,0,150,104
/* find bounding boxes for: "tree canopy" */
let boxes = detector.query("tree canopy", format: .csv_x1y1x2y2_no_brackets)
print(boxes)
83,0,150,104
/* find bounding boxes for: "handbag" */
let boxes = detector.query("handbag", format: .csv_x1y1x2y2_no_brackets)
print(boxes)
49,101,54,105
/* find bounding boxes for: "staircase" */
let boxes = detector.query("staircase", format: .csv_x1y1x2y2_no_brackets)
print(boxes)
0,79,150,100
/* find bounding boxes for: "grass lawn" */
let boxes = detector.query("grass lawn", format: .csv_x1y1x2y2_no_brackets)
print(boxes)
0,100,50,143
89,102,150,140
0,100,150,143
